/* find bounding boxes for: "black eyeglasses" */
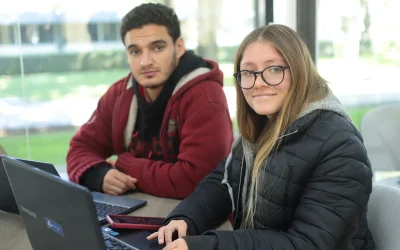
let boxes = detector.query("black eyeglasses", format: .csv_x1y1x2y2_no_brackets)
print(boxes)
233,65,290,89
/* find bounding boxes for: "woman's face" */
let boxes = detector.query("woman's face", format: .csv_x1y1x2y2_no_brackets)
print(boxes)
239,41,291,119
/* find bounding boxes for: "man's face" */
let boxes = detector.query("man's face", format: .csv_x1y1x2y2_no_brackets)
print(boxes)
124,24,185,90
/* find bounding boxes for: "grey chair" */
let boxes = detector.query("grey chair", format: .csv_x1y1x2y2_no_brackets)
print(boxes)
367,184,400,250
360,105,400,185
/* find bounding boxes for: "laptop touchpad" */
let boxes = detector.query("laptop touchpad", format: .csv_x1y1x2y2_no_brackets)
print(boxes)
104,227,164,250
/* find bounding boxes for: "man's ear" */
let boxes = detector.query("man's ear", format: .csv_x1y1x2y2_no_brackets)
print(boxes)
175,37,185,59
125,49,131,63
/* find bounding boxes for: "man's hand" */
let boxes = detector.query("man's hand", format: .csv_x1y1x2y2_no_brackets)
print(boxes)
102,169,137,195
107,158,117,168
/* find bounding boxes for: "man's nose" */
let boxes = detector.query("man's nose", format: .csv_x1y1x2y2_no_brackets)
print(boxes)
140,51,152,67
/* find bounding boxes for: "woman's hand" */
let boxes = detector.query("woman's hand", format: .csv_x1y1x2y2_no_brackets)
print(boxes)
147,219,188,245
161,238,188,250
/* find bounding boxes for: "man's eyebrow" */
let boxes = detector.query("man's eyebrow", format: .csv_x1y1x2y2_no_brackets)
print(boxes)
151,39,167,45
126,40,167,50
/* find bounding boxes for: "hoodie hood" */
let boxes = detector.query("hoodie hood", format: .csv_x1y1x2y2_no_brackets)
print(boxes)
170,60,224,100
297,89,352,123
123,59,223,149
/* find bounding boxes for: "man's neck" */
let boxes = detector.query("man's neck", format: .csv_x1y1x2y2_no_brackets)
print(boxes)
145,86,164,102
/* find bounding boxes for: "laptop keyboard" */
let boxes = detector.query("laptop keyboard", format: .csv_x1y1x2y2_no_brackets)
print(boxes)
94,202,127,219
103,234,137,250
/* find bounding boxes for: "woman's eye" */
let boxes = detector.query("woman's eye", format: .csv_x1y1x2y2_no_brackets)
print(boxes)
269,67,282,74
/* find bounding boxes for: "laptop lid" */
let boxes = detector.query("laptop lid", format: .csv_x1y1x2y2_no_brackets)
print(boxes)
0,155,147,222
2,155,116,250
2,155,162,250
0,156,59,214
11,159,149,222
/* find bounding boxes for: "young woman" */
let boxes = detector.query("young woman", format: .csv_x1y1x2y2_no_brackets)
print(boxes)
147,24,375,250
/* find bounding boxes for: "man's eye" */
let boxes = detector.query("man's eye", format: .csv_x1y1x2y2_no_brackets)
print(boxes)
130,50,140,56
155,45,165,51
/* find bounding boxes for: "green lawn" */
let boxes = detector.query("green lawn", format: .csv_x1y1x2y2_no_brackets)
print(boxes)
347,105,375,130
0,67,235,102
0,67,234,167
0,67,376,168
1,130,76,168
0,105,373,168
0,69,128,102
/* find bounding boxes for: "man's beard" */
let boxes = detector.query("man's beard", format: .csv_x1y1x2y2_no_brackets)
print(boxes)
146,51,177,89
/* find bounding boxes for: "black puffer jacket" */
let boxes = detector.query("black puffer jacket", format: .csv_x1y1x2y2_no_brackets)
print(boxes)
167,93,375,250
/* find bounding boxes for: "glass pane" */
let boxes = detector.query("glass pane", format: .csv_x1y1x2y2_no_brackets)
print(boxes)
0,0,256,174
317,0,400,184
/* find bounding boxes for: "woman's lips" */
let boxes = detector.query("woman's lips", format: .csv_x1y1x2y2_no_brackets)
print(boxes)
253,93,276,98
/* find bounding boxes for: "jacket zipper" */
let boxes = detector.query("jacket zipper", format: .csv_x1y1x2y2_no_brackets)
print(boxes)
159,106,172,160
233,157,244,228
277,129,299,140
232,129,299,227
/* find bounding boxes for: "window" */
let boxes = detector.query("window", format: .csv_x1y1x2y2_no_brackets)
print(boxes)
0,25,16,45
0,0,257,173
103,23,119,41
38,24,54,43
20,25,39,44
317,0,400,181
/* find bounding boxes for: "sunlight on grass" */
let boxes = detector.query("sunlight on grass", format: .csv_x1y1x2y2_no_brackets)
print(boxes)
0,76,11,91
29,94,43,102
55,75,68,84
49,89,64,100
70,84,110,98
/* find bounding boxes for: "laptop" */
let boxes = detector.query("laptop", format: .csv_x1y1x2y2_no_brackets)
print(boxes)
2,155,163,250
0,157,59,214
0,155,147,223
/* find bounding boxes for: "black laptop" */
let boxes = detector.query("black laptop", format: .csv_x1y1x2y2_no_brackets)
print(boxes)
0,157,59,214
0,155,147,223
2,156,163,250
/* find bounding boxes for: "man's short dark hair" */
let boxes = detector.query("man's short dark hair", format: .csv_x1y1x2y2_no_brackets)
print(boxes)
120,3,181,44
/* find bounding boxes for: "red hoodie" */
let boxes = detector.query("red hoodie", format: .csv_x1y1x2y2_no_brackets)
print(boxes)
67,60,233,198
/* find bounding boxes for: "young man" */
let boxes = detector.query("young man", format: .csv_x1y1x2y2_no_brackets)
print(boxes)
67,3,233,199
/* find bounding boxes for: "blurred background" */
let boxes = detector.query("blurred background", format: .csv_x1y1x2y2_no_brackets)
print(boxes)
1,0,399,183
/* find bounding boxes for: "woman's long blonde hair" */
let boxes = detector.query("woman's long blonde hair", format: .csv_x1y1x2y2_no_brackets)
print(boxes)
235,24,329,228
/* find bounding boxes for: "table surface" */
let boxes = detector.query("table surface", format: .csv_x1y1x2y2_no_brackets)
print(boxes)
0,192,232,250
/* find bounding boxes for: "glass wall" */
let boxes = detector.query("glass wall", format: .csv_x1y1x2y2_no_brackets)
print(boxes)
317,0,400,182
0,0,257,172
